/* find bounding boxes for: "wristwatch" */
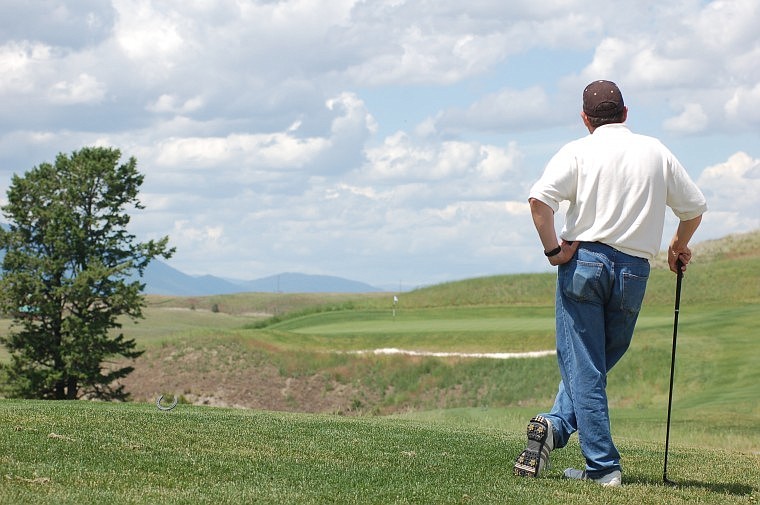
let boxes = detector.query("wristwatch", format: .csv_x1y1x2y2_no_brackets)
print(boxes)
544,245,562,257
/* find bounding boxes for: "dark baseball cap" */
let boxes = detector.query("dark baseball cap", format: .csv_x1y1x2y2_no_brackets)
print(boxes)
583,80,625,118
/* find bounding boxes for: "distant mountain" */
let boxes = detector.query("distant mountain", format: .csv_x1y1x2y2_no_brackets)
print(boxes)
231,272,383,294
136,261,244,296
0,226,384,295
0,245,382,295
138,261,383,295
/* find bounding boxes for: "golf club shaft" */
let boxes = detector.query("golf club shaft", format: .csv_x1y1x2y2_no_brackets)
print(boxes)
663,259,684,483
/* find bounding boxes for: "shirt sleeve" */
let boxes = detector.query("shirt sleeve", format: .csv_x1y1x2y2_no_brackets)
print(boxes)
666,154,708,220
528,144,578,212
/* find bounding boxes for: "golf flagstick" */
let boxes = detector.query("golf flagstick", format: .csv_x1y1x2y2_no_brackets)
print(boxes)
663,259,684,485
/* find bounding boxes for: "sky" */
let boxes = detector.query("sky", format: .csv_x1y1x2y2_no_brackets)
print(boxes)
0,0,758,290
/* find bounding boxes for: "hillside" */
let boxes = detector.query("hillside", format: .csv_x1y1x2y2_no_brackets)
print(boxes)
136,229,760,296
102,231,760,433
1,231,758,426
0,232,758,504
142,229,760,315
654,228,760,266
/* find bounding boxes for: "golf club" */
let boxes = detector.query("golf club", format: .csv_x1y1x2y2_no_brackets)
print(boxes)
663,258,684,486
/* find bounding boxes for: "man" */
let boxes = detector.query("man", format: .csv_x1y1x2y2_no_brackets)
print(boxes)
513,80,707,487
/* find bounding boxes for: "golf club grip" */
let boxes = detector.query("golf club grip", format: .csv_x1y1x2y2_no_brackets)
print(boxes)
674,260,683,310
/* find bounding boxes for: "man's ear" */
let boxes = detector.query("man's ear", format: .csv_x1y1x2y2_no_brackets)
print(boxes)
581,111,594,133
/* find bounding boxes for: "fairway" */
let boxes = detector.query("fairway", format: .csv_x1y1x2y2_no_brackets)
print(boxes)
0,400,760,505
276,308,673,341
1,400,757,505
288,316,552,334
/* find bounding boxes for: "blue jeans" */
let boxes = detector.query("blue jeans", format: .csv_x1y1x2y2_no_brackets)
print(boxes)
542,242,650,478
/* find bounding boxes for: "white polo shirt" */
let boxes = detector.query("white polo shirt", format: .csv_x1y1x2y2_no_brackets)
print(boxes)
529,123,707,260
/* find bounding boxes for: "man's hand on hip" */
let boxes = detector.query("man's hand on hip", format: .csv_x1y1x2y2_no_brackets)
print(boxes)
548,241,579,266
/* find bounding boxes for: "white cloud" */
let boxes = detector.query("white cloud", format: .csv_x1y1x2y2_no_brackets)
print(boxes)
325,92,378,144
0,2,115,49
171,220,225,247
697,152,760,234
581,37,702,89
113,0,186,64
0,0,758,286
362,133,521,194
663,103,708,134
567,0,760,133
48,73,106,104
154,132,330,170
724,83,760,125
435,86,552,133
478,142,522,181
345,28,512,86
0,41,54,94
363,133,435,181
147,94,204,114
686,0,759,55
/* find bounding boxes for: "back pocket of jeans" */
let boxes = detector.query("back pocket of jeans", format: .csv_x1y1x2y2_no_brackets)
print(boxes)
621,272,648,313
562,260,603,302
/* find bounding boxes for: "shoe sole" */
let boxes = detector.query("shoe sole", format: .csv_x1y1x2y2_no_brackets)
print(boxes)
514,416,550,477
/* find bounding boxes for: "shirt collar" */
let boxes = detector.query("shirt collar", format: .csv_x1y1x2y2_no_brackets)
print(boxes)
593,123,629,134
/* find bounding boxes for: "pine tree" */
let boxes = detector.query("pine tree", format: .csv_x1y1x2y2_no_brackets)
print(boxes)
0,147,174,400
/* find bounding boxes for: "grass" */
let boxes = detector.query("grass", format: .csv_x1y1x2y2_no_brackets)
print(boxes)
0,400,757,505
0,230,758,503
260,306,557,353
